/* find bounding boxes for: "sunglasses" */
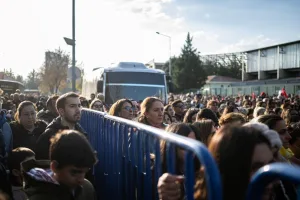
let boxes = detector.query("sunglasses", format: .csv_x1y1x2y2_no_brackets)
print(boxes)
123,106,133,111
93,104,103,108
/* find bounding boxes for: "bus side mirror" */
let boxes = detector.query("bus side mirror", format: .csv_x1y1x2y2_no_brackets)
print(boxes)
97,80,103,93
167,82,175,93
166,75,174,93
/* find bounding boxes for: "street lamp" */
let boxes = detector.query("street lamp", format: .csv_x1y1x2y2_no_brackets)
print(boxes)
64,0,76,92
156,32,172,76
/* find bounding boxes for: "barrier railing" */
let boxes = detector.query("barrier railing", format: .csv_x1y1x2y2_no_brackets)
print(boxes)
80,109,222,200
246,163,300,200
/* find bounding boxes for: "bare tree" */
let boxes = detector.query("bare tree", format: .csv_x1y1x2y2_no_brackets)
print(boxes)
26,69,40,89
39,48,69,94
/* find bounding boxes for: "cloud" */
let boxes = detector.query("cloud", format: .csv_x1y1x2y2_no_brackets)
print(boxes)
217,35,277,53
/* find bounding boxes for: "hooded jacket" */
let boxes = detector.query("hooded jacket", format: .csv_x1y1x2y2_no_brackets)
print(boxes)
35,117,87,160
22,159,96,200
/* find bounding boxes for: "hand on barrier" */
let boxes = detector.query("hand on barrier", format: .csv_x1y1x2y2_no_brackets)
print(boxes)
157,173,184,200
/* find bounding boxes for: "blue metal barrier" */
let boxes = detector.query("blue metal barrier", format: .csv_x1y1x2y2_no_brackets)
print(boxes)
80,109,222,200
246,163,300,200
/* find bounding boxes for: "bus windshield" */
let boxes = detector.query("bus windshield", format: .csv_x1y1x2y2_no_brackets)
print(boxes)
106,72,165,85
105,85,166,104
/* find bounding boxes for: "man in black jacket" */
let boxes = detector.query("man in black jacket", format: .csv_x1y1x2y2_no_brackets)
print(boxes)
36,95,59,124
35,93,86,160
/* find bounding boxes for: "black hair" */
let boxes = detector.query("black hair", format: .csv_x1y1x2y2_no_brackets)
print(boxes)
290,122,300,145
50,130,97,168
7,148,35,171
196,108,219,126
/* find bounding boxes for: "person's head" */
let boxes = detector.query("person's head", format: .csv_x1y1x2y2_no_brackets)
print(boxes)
163,123,196,172
192,120,215,146
209,126,273,200
50,130,97,189
256,101,266,108
196,108,218,126
163,112,172,125
164,105,175,117
183,108,199,123
243,122,282,159
274,107,282,116
90,99,103,112
222,105,238,116
207,100,218,113
289,122,300,157
108,99,133,120
130,100,139,118
19,93,25,101
281,109,299,126
254,107,266,118
247,108,254,121
8,147,35,186
90,93,95,100
281,101,291,111
13,93,19,101
194,94,202,102
56,92,81,124
256,115,291,149
172,100,185,116
80,100,89,108
46,95,59,116
219,113,246,127
139,97,164,126
15,101,37,128
96,93,104,102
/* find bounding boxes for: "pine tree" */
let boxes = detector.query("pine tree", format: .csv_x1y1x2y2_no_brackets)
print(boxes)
172,33,207,92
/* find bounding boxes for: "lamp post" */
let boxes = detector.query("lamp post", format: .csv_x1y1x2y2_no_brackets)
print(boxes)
64,0,76,92
156,32,172,76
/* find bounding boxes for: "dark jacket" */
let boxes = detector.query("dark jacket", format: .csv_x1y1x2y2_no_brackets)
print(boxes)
35,117,87,160
175,113,184,122
0,155,13,199
22,159,96,200
36,110,58,124
10,121,47,152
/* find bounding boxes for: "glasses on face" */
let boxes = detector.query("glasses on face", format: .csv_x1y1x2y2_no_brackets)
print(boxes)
93,104,103,109
123,106,133,112
175,104,185,109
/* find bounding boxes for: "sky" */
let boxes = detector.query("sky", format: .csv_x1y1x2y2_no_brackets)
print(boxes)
0,0,300,78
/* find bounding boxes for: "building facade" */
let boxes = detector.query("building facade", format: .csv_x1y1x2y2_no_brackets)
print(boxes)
238,40,300,95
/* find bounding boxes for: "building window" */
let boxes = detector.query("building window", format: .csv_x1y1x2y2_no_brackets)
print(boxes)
295,85,300,95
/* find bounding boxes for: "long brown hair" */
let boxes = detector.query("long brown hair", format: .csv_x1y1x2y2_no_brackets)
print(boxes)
14,101,37,123
194,126,271,200
161,123,193,174
138,97,162,124
192,120,214,146
108,99,132,117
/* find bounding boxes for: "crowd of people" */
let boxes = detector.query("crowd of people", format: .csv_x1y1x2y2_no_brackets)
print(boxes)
0,88,300,200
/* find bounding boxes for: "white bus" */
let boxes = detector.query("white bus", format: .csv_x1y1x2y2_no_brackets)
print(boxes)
82,62,168,104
